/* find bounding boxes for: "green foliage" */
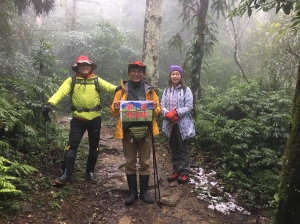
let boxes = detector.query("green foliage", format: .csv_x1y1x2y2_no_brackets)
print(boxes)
31,39,56,74
169,1,218,57
210,0,226,19
0,38,70,213
230,0,300,33
240,14,299,90
291,3,300,33
0,40,61,153
0,156,37,207
194,80,292,209
0,1,17,55
14,0,55,16
168,34,184,54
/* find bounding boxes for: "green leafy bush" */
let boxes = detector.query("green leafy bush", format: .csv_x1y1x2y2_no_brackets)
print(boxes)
0,40,68,212
0,156,37,210
194,80,292,210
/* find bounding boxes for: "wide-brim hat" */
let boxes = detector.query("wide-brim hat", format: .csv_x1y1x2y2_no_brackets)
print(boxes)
72,55,97,73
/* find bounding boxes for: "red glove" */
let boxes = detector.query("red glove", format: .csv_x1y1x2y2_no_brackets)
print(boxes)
165,109,177,120
171,116,179,123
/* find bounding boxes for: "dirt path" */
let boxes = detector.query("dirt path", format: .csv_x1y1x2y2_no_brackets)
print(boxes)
3,118,269,224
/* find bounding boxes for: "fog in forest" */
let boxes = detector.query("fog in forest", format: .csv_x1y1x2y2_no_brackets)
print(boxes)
1,1,300,223
0,0,297,90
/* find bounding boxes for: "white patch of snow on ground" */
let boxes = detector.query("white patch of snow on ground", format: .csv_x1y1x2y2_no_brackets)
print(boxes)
189,167,251,216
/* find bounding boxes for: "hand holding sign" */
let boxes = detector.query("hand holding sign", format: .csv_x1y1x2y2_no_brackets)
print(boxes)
152,102,158,109
114,102,120,110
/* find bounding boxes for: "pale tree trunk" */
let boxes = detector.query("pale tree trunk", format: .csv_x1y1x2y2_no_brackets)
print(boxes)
65,0,77,31
224,0,249,84
142,0,163,87
274,60,300,223
71,0,76,30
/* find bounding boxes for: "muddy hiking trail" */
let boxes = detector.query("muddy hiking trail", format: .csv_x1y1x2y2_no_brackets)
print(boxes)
2,117,270,224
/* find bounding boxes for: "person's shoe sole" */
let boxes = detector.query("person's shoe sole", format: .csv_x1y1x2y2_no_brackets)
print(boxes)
86,178,97,184
167,173,180,182
177,177,189,183
52,179,71,185
167,177,177,182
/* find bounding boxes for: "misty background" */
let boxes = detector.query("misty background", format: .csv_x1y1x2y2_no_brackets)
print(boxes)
1,0,300,220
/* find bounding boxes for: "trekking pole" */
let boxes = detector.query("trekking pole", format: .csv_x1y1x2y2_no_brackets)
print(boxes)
151,125,160,202
45,120,49,179
44,114,51,180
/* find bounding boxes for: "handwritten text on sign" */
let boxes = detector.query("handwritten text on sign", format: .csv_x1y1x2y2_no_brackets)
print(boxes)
120,101,153,122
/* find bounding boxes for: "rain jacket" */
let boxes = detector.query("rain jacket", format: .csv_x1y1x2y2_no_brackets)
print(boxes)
48,73,116,120
161,86,196,140
110,80,161,139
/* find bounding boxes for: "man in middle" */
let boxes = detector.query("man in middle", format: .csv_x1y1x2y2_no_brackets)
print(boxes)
110,61,161,205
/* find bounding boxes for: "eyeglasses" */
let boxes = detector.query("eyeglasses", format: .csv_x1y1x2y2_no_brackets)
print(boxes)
130,70,144,74
78,63,91,67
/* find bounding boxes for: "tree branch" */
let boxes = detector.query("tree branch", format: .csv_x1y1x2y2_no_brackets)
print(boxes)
286,46,300,59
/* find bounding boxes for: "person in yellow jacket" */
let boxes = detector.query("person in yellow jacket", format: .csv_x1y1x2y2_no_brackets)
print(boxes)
110,61,161,205
42,55,119,184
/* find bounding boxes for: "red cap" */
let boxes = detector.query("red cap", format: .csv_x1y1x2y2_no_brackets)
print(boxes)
129,61,145,67
128,61,146,72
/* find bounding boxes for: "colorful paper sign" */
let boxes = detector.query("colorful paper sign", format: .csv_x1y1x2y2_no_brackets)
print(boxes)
120,101,153,122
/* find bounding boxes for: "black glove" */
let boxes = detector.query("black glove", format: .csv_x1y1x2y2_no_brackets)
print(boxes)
115,85,122,92
42,104,52,122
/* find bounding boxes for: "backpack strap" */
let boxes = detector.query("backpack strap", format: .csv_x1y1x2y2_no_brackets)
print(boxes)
70,76,76,96
70,76,102,111
94,77,101,95
70,75,101,97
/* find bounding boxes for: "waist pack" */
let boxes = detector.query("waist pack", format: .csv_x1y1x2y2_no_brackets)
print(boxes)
128,126,149,140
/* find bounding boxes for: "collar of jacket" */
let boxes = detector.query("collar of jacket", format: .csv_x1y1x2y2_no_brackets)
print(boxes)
122,80,155,92
75,73,95,79
169,84,182,91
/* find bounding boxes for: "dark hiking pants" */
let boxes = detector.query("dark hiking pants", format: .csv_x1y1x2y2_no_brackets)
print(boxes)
169,124,190,175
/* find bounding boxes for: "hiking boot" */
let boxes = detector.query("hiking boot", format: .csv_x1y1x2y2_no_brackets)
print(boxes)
85,156,98,183
139,175,153,204
177,174,189,183
53,157,75,184
167,172,180,182
53,169,72,184
85,172,97,183
125,174,138,205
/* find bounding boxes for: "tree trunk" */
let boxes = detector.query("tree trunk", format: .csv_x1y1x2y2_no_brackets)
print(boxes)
274,59,300,223
142,0,163,87
190,0,209,104
65,0,76,31
224,0,249,84
71,0,77,31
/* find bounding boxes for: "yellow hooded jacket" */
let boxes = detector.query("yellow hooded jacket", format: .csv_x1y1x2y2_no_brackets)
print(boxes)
48,73,116,120
110,80,161,139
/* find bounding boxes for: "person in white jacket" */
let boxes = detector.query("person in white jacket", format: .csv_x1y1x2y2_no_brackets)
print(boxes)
161,65,196,183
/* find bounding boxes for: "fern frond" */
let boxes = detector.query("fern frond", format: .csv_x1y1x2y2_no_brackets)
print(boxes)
0,156,12,166
9,164,38,175
0,176,19,188
0,141,10,152
0,189,22,194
